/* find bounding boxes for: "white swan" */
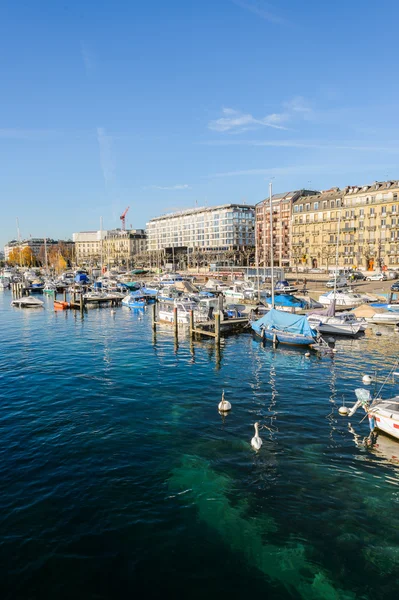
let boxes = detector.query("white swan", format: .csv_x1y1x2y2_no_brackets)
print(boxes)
218,390,231,412
251,422,262,451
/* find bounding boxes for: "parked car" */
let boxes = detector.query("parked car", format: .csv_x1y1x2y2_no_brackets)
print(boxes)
366,273,387,281
326,276,348,288
386,270,398,280
348,271,366,281
391,281,399,292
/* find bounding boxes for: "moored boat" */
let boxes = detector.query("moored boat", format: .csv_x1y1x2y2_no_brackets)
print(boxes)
349,388,399,441
11,296,44,308
251,308,318,346
54,300,70,310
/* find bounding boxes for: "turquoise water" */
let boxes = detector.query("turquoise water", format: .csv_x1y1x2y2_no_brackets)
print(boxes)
1,289,399,599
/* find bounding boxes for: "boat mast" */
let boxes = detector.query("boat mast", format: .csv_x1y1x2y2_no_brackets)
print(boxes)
256,208,260,303
100,216,103,274
333,211,341,307
16,217,22,268
44,236,48,275
269,182,275,308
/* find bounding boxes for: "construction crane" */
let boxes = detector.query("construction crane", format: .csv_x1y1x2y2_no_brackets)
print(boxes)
120,206,130,230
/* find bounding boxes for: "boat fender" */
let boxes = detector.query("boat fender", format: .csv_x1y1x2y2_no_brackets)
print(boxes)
368,415,376,432
339,406,349,416
348,399,362,417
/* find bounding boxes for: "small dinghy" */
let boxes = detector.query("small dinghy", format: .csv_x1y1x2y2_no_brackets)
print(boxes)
11,296,44,308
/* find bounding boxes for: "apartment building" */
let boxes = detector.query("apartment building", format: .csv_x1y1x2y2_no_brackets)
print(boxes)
4,238,74,262
255,190,317,267
291,181,399,270
147,204,255,252
73,229,147,265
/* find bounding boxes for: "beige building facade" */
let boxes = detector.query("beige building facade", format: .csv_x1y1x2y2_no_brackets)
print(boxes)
291,181,399,270
73,229,147,266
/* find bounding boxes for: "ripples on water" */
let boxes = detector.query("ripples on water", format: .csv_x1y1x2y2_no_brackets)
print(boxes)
1,290,399,599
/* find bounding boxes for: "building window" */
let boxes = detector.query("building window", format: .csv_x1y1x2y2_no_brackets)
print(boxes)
330,200,335,208
323,201,327,209
370,208,375,216
299,205,303,212
314,202,319,210
294,205,299,213
305,203,310,211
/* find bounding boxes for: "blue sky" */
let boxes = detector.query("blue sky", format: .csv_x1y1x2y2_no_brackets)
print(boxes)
1,0,399,248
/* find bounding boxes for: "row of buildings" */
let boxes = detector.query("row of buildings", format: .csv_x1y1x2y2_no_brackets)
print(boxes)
4,180,399,270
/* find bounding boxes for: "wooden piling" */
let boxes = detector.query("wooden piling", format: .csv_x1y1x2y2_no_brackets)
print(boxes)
215,312,220,346
80,293,84,313
173,307,178,338
152,303,157,331
63,289,67,302
189,310,194,339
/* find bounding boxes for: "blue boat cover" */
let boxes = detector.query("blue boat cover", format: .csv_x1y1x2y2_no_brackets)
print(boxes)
251,308,316,338
75,274,89,283
271,294,306,308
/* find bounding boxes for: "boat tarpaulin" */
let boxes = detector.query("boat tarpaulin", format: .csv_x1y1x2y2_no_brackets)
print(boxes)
75,274,89,283
251,308,316,338
271,294,306,308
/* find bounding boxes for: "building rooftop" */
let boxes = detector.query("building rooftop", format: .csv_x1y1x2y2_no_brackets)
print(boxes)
148,203,255,223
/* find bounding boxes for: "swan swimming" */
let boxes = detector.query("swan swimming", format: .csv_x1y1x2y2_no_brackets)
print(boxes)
251,422,262,451
218,390,231,412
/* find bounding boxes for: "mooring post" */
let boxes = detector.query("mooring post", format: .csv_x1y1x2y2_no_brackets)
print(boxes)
80,293,84,314
215,312,220,346
72,291,76,304
152,303,157,332
63,289,67,302
189,310,194,339
173,307,178,339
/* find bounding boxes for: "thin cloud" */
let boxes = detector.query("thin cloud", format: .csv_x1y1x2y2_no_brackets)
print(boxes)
206,163,398,178
144,184,191,190
231,0,288,26
208,108,289,133
96,127,115,185
199,139,399,152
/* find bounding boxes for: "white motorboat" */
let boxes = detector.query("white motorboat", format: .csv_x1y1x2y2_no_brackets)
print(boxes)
204,279,229,292
353,304,399,326
11,296,44,308
158,298,208,325
307,313,363,336
318,290,363,308
224,281,258,303
349,388,399,441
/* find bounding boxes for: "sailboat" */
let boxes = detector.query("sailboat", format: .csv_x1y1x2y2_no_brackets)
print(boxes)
251,183,318,347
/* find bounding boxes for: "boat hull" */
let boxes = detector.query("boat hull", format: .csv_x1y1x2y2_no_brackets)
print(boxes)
370,411,399,440
254,329,315,346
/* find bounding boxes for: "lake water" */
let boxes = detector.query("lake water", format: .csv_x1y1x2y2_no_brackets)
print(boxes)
1,289,399,599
